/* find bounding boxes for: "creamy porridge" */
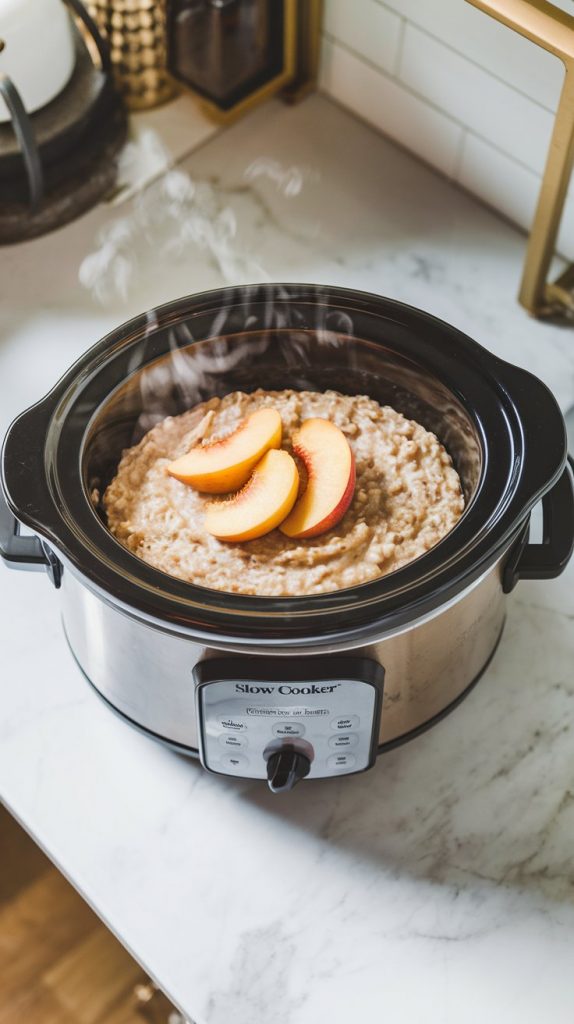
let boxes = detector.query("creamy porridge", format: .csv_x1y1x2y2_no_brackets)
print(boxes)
104,389,464,596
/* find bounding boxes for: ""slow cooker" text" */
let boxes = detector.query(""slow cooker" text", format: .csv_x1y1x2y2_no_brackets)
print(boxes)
235,683,340,695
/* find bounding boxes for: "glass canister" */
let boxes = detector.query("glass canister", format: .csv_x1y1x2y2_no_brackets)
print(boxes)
166,0,289,111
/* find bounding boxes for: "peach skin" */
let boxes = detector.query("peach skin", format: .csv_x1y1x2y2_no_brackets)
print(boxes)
280,418,355,539
204,449,299,542
166,407,282,493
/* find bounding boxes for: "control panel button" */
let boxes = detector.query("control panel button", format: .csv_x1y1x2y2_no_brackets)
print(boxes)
328,733,359,750
221,753,249,771
327,752,356,771
219,733,248,750
196,660,384,781
272,720,306,738
331,714,360,731
219,718,247,732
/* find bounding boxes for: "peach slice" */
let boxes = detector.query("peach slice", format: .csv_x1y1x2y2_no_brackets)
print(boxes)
166,407,282,493
205,449,299,542
280,418,355,539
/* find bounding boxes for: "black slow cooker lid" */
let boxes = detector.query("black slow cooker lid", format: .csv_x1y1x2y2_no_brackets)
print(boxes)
1,285,568,645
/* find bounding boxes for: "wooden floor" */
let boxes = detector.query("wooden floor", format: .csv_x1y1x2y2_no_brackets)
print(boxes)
0,805,180,1024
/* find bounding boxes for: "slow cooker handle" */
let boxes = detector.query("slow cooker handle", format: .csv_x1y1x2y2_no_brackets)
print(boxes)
503,457,574,593
0,487,61,587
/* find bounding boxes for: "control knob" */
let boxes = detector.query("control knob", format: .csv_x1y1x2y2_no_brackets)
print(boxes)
266,747,311,793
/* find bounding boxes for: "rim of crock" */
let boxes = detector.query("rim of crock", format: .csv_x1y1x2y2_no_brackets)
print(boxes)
1,284,567,644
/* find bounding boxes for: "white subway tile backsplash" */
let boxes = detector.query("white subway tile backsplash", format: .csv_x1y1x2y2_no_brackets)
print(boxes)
457,132,539,233
320,38,463,178
399,24,555,176
377,0,564,110
323,0,403,76
320,0,574,261
459,133,574,262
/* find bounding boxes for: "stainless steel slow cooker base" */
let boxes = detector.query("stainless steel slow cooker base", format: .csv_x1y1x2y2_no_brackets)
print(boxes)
60,556,506,772
67,620,505,762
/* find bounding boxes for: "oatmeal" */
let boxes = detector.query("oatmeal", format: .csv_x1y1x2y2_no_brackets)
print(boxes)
104,389,465,596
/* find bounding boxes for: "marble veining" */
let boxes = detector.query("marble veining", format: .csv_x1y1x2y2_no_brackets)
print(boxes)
1,94,574,1024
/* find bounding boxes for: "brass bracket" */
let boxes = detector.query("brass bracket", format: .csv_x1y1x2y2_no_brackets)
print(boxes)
282,0,324,104
466,0,574,321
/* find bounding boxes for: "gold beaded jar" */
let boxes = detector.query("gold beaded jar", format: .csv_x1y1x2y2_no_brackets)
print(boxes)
86,0,177,110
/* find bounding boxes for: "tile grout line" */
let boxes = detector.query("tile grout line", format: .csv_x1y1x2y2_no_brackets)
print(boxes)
372,0,563,115
393,14,407,77
323,31,463,124
319,86,476,200
452,127,468,183
316,87,574,263
320,50,574,258
322,32,463,179
459,127,541,180
323,33,549,180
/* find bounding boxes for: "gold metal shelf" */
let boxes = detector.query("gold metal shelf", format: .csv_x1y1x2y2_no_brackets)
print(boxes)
467,0,574,321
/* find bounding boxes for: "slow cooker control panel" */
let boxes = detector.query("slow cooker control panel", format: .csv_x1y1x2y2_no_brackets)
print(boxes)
194,657,384,786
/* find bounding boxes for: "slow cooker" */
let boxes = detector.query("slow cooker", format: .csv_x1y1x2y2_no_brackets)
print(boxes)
2,285,573,792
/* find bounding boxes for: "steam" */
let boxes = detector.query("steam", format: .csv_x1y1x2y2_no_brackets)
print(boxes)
116,129,171,201
79,167,268,304
79,218,137,303
123,283,361,442
78,135,359,466
79,132,317,305
243,157,319,197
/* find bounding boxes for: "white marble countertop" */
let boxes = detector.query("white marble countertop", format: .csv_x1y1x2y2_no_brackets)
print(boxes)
1,95,574,1024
